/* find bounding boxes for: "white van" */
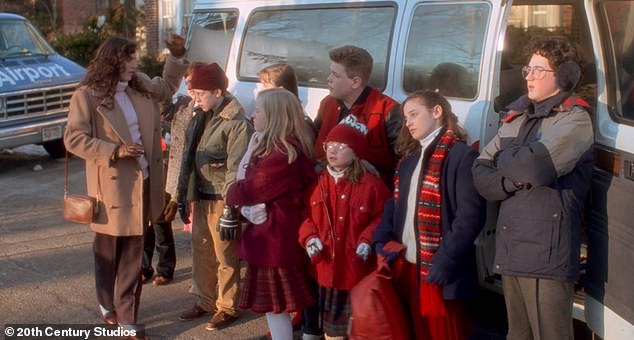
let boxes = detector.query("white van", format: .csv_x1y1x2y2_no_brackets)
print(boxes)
186,1,634,338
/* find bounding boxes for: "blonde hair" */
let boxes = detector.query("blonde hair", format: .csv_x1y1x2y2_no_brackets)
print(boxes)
341,157,366,184
253,88,315,163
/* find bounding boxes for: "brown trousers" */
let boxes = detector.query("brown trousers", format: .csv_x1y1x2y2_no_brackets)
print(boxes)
191,199,240,316
93,179,148,326
93,233,144,325
503,275,575,340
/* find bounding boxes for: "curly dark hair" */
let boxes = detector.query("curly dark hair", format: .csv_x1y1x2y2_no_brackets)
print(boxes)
524,35,583,70
81,37,150,103
396,90,467,158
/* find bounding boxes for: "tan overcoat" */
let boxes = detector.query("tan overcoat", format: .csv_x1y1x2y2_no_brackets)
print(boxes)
64,56,187,236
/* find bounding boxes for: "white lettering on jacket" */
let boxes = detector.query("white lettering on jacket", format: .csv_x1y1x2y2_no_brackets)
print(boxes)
0,64,71,87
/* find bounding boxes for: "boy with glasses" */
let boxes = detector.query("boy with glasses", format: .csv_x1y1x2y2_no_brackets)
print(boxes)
473,36,593,340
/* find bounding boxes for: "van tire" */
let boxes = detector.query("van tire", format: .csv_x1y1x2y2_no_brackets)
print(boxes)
42,139,66,159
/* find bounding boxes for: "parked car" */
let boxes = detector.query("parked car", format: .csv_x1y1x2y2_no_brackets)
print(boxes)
0,13,85,158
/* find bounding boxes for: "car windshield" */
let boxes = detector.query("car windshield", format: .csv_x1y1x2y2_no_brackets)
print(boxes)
0,19,55,58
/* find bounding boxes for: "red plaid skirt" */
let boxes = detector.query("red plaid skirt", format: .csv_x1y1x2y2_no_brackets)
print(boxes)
239,264,315,314
319,286,351,337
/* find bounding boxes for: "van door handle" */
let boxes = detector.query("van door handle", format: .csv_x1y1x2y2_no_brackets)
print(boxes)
625,160,634,181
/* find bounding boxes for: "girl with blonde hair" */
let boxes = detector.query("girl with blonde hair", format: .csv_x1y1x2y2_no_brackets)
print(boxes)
226,88,316,340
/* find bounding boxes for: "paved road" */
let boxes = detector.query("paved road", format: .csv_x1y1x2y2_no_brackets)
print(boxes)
1,145,556,340
0,146,268,339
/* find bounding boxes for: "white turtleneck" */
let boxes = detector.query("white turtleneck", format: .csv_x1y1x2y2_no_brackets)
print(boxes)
326,165,346,184
114,81,149,179
402,126,443,263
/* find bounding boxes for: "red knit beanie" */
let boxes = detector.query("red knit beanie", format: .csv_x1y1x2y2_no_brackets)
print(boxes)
190,63,228,92
324,115,368,159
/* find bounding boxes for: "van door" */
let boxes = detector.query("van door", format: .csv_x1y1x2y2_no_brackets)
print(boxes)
584,1,634,338
392,0,507,145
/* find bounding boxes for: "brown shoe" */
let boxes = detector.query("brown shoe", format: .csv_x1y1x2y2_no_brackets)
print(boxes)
205,311,239,330
179,304,210,321
102,311,117,325
152,275,173,286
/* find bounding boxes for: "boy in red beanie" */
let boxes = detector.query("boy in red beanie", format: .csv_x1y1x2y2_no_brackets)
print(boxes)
176,62,253,331
299,115,390,339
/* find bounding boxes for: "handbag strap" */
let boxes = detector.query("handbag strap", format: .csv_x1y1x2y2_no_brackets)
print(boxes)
64,150,70,197
64,109,102,201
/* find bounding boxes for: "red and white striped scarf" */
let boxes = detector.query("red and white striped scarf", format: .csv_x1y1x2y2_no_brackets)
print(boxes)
394,129,456,278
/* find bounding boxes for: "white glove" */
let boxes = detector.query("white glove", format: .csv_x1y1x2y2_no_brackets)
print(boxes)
306,237,324,257
356,242,371,261
240,203,267,224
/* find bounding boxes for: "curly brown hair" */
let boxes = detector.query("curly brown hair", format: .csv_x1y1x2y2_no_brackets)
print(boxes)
396,90,467,159
81,37,150,103
524,35,583,70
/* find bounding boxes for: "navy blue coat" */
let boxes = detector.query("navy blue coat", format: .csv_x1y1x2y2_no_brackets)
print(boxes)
373,136,486,300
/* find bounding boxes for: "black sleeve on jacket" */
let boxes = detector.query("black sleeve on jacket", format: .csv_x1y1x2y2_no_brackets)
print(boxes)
385,105,402,152
431,146,486,280
495,143,558,187
472,157,519,201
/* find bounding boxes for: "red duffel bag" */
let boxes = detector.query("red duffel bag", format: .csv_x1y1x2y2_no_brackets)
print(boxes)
349,241,409,340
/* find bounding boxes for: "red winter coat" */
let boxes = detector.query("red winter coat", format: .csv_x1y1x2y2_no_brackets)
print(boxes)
226,141,315,267
298,170,390,290
313,87,400,182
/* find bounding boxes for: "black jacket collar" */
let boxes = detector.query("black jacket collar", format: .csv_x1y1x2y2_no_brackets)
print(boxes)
507,91,572,119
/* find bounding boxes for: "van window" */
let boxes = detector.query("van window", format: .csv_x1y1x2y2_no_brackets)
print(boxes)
239,5,396,90
0,20,55,58
187,11,238,68
403,3,489,99
497,4,594,111
599,2,634,122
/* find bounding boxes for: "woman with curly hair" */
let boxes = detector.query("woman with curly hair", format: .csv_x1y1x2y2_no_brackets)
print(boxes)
63,35,187,337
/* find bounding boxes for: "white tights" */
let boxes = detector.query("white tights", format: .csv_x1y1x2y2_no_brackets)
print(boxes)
266,312,293,340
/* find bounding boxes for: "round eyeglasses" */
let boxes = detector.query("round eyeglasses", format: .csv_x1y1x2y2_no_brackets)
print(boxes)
521,65,555,80
323,142,349,153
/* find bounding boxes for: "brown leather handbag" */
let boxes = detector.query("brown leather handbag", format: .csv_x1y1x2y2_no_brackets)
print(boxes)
63,151,99,224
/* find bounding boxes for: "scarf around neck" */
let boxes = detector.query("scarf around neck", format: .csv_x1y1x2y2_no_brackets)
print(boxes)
394,128,457,279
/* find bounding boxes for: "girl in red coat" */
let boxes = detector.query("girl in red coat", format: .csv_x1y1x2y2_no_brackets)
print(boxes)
299,116,390,339
226,88,316,340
